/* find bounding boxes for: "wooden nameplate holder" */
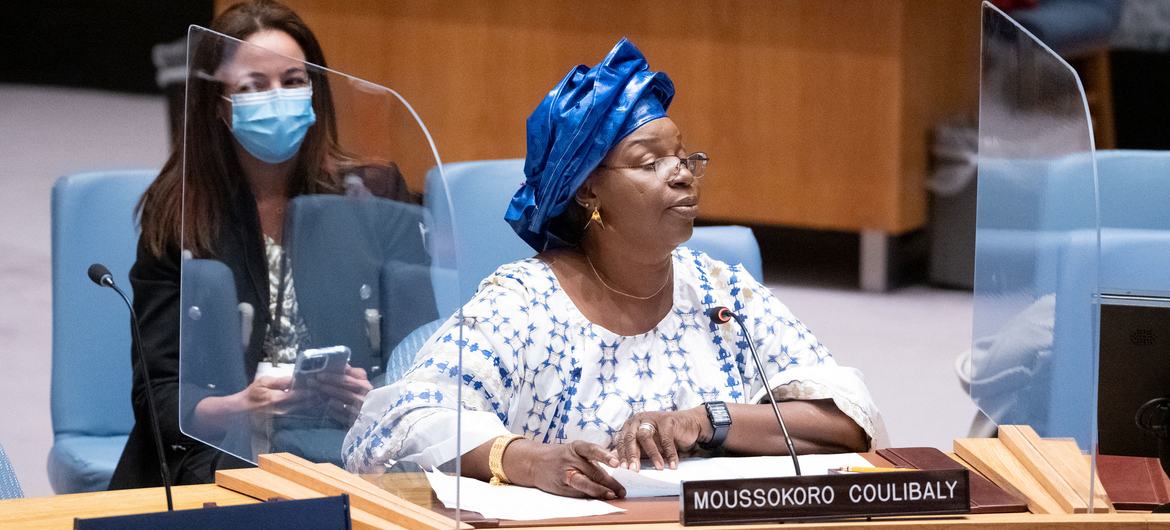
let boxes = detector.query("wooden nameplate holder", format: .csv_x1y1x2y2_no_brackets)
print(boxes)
214,453,471,530
954,425,1113,514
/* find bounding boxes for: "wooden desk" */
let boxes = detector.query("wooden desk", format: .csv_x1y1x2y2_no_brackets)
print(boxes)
0,484,258,529
2,480,1169,529
363,465,1170,529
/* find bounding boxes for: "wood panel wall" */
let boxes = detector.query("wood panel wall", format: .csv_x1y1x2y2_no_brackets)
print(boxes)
215,0,979,234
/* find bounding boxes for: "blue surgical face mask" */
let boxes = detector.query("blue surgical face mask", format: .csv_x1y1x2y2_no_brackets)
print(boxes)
225,86,316,164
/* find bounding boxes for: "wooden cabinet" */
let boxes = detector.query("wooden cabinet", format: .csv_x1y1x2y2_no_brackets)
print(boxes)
218,0,980,287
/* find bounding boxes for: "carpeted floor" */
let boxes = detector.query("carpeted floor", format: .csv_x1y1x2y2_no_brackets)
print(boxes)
0,83,976,498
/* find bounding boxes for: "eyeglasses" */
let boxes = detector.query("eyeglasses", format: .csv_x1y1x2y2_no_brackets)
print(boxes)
598,152,709,181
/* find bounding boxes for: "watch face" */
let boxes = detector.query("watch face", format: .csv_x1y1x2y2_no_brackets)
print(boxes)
709,402,731,425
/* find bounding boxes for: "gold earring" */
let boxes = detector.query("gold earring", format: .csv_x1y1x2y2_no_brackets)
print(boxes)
585,205,604,230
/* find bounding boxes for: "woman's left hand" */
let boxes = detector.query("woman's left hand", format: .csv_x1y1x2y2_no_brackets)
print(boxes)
308,365,373,425
615,407,710,471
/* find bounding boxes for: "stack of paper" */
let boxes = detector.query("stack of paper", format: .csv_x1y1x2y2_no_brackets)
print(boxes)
423,453,871,520
424,468,625,521
606,453,873,497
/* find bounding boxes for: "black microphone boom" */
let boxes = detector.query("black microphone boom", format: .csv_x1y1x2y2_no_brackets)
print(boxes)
89,263,174,511
706,306,802,476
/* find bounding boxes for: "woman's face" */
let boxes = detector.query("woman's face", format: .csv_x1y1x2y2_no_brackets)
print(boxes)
583,117,700,254
216,29,309,117
214,30,316,168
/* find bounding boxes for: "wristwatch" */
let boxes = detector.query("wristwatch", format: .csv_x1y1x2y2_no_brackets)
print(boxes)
700,401,732,450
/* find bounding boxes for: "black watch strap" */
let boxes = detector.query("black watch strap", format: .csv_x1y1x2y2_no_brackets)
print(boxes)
700,401,732,450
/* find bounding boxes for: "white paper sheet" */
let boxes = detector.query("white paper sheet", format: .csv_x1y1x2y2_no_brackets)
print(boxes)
423,468,625,521
606,453,873,498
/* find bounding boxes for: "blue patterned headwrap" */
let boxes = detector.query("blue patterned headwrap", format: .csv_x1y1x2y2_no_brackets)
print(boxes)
505,37,674,252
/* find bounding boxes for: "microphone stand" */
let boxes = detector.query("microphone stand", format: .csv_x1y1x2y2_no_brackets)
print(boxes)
92,265,174,511
711,307,802,476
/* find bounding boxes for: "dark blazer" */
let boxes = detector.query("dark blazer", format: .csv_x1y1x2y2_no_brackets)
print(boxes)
109,165,415,489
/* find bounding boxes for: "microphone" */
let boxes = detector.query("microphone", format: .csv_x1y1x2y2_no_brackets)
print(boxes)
87,263,115,287
706,306,802,476
89,263,174,511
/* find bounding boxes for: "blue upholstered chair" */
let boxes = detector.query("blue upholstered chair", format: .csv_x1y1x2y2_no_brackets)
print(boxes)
284,194,439,388
178,259,252,460
49,170,154,493
1051,151,1170,444
967,150,1170,444
0,443,23,500
684,225,763,281
386,319,443,382
423,160,533,315
424,159,763,315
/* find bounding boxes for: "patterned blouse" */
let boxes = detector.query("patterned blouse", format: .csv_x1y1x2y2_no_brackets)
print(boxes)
261,235,310,364
343,248,885,472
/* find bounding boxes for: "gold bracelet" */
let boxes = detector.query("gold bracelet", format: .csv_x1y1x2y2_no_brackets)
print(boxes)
488,434,524,486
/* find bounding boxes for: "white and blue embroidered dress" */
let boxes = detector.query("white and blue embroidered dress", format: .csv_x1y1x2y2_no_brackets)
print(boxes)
343,248,885,472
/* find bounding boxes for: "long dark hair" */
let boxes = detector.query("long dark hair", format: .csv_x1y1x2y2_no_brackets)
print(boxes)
138,0,347,258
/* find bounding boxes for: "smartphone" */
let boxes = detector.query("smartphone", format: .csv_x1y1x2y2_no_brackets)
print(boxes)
292,345,351,389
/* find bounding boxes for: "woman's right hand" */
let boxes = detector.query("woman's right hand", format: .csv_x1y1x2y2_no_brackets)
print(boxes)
508,439,626,499
237,375,303,414
191,375,303,437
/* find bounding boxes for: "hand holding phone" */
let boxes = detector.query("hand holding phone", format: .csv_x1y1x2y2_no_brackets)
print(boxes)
293,345,351,390
292,345,372,424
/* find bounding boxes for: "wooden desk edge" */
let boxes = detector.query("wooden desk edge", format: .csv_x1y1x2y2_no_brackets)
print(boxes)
0,484,260,529
5,452,1168,529
4,483,1170,529
501,513,1170,529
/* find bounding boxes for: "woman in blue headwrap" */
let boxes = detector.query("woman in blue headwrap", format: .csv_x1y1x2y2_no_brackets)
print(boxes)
345,39,884,499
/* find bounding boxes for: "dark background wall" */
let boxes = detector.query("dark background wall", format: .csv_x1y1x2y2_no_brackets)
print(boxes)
1112,50,1170,150
0,1,213,94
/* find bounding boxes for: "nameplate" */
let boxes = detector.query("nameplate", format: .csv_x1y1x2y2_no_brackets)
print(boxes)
680,469,970,525
73,495,351,530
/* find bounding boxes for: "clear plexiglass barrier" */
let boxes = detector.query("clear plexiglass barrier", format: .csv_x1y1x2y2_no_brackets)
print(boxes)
177,26,468,523
970,1,1101,509
1094,148,1170,468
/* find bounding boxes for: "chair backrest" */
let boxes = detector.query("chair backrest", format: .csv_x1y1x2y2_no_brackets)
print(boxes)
425,159,533,314
51,170,155,439
1095,150,1170,231
682,225,763,281
974,150,1170,445
179,258,251,458
285,195,438,377
0,443,22,500
386,318,442,382
426,159,763,311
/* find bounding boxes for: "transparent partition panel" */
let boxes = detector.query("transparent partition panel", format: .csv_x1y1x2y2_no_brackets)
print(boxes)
1095,147,1170,485
177,26,466,523
972,2,1101,508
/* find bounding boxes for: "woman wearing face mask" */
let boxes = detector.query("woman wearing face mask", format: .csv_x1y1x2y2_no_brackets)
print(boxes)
108,0,412,489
